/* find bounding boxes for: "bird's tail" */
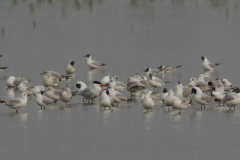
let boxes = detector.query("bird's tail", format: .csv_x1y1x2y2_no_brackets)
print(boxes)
163,81,171,84
175,65,182,68
102,64,107,66
215,63,222,66
1,67,8,70
0,100,5,103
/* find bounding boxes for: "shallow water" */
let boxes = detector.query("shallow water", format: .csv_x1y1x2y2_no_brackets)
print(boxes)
1,0,240,159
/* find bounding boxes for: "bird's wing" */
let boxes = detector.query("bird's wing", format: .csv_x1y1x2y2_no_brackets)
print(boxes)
201,94,213,103
7,98,21,107
42,96,54,105
80,88,92,98
92,60,103,66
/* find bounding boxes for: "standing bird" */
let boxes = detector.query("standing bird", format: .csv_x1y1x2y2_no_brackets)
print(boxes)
84,54,107,69
41,70,61,87
142,90,155,112
66,60,75,73
164,89,175,111
0,92,28,113
72,81,87,101
148,73,166,92
59,87,73,105
223,88,240,110
80,81,106,103
100,90,112,109
35,92,54,109
172,97,192,115
201,56,221,71
191,87,213,110
161,88,168,106
109,77,126,92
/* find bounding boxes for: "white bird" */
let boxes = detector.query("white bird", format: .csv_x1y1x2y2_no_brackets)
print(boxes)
6,76,25,87
66,60,75,73
160,65,182,72
142,90,156,112
59,87,73,104
164,89,175,111
49,71,66,80
33,86,46,96
172,97,192,115
148,73,166,92
109,78,126,92
35,92,54,109
84,54,107,69
108,85,128,106
18,79,35,96
223,88,240,110
161,88,168,106
222,79,232,88
100,90,112,109
41,70,61,87
141,90,162,105
192,87,213,110
80,81,106,103
0,67,8,71
72,81,88,101
133,73,148,88
127,79,139,97
201,56,221,71
44,86,60,103
101,75,111,85
0,92,28,113
174,81,183,98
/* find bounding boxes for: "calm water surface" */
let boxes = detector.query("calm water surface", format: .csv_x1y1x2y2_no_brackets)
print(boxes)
1,0,240,159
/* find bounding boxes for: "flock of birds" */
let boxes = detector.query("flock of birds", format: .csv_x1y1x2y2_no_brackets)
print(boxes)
0,54,239,115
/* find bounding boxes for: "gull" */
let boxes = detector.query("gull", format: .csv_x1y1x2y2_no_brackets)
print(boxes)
133,73,148,88
160,65,182,72
35,92,54,109
0,92,28,113
18,79,35,96
100,90,112,109
172,97,192,115
127,78,140,97
160,88,168,106
188,77,212,92
41,70,61,87
33,86,46,96
174,81,183,98
66,60,75,73
0,67,8,71
101,75,111,85
201,56,221,71
222,79,232,88
148,73,166,92
142,90,157,112
214,79,224,92
183,85,193,98
109,77,126,92
44,86,60,103
80,81,106,103
84,54,107,69
108,85,128,106
141,90,162,105
191,87,214,110
223,88,240,110
49,71,66,80
59,87,72,105
143,68,157,77
164,89,175,111
6,76,25,87
72,81,87,101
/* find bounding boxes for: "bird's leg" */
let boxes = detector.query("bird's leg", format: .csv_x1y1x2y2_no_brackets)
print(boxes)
16,109,18,113
168,107,169,112
92,99,93,103
230,106,231,110
204,105,205,109
173,107,174,111
234,106,235,110
41,106,42,109
201,105,202,110
117,103,118,107
179,110,181,115
44,106,45,109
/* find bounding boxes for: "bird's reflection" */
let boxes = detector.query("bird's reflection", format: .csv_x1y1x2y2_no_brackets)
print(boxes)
143,110,155,122
87,69,104,81
7,87,20,98
202,70,219,80
7,112,28,121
